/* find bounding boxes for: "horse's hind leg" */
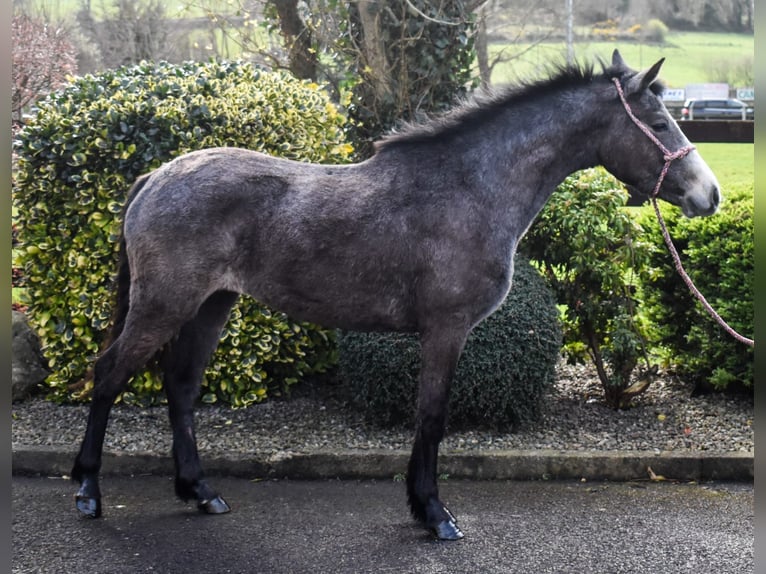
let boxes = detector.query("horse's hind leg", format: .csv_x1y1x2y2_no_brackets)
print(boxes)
161,290,238,514
72,316,183,518
407,324,468,541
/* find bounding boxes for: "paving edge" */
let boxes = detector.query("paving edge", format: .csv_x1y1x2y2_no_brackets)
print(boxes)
12,446,753,482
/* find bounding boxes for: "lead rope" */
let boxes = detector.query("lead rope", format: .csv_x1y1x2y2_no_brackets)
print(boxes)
612,78,754,347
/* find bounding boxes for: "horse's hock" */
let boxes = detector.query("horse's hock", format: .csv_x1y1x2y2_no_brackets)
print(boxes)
12,310,49,401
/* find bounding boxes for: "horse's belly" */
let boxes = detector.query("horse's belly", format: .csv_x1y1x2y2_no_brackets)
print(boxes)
245,281,417,333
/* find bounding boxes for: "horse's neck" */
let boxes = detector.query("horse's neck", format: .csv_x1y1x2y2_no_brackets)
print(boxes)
503,90,602,183
476,88,605,227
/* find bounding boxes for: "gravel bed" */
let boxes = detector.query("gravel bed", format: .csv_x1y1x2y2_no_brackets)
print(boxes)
11,362,753,457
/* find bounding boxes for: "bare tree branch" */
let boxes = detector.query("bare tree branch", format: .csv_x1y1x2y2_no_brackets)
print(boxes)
12,12,78,121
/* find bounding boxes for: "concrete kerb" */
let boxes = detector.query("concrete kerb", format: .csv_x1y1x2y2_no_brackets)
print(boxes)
12,445,753,482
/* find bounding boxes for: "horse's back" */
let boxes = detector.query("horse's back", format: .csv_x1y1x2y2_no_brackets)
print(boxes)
120,147,424,330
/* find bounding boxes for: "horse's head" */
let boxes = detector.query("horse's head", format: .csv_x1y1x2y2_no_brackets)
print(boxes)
599,50,720,217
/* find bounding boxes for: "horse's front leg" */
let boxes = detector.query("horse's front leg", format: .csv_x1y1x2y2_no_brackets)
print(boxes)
407,326,468,540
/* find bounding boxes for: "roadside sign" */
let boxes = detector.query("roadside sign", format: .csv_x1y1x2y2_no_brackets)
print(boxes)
662,88,685,102
736,88,754,101
685,83,729,99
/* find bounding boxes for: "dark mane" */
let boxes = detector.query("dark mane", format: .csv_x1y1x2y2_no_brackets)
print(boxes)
374,60,602,153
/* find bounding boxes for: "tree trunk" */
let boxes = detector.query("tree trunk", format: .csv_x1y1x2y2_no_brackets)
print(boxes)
270,0,317,80
356,0,392,103
475,6,489,89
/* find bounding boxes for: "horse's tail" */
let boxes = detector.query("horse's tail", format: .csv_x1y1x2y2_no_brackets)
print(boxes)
70,174,151,393
104,173,150,347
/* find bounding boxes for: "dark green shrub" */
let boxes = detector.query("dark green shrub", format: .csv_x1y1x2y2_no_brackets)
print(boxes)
636,189,753,390
521,168,656,409
13,59,353,406
337,255,562,430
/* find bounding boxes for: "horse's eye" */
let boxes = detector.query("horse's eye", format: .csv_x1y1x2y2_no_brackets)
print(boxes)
651,121,669,132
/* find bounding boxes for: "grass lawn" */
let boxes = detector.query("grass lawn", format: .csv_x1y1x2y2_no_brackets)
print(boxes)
695,143,754,196
490,31,754,88
631,142,753,223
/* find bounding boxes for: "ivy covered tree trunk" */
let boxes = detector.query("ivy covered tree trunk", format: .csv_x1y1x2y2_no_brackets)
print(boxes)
355,0,393,104
344,0,478,155
269,0,318,80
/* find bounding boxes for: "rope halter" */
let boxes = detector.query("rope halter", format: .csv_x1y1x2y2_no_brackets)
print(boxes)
611,77,696,198
611,77,754,347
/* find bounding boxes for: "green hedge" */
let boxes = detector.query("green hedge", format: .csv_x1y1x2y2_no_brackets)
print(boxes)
523,167,753,398
13,60,353,406
337,255,562,430
636,189,754,390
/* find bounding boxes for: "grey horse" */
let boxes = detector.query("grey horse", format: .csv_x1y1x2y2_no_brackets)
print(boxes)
72,50,720,540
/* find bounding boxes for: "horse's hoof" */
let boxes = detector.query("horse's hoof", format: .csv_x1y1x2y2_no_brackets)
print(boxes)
75,494,102,518
198,495,230,514
431,519,464,541
75,477,102,518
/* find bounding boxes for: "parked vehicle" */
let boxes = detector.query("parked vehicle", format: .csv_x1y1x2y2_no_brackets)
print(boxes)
680,98,754,120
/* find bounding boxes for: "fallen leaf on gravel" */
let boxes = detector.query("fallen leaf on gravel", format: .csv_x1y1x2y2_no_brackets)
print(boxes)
647,466,666,481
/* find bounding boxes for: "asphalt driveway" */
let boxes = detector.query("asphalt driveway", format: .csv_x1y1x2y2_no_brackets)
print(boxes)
12,475,753,574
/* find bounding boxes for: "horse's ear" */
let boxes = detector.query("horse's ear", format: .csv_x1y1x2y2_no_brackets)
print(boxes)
611,49,628,71
625,58,665,95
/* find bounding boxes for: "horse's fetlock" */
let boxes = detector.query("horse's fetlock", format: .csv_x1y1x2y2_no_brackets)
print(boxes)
71,456,99,484
70,465,84,484
174,477,198,502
